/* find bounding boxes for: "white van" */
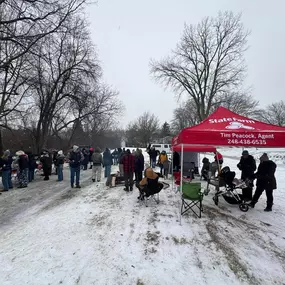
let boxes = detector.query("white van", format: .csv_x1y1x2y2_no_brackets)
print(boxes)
150,143,171,154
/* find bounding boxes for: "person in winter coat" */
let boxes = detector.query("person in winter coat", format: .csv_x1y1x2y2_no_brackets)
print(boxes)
237,150,256,201
148,147,158,168
92,147,103,182
16,150,29,188
134,149,144,182
55,150,65,181
40,150,53,181
112,149,119,165
81,148,89,170
158,151,168,175
89,148,94,169
137,167,163,200
103,148,113,178
52,151,58,175
121,149,135,191
214,151,223,165
250,153,277,212
201,157,210,180
162,159,170,179
27,152,37,182
0,150,13,191
118,148,124,176
173,151,180,171
68,145,84,188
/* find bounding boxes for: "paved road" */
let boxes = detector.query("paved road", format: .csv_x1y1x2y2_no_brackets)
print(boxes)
0,168,97,228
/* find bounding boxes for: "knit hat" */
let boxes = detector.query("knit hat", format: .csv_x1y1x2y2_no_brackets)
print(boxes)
260,153,269,162
242,150,249,156
4,150,10,156
58,150,63,155
73,145,79,151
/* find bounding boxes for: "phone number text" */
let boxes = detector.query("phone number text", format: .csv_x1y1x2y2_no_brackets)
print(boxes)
227,139,267,145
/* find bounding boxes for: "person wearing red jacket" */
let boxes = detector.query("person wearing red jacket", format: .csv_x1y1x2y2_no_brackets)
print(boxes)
120,149,135,191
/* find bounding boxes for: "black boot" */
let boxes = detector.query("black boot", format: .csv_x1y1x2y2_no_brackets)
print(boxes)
264,204,272,212
76,184,81,189
124,186,129,192
92,179,95,182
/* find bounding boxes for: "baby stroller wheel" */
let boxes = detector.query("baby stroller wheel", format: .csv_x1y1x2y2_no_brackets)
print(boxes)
239,203,249,212
213,195,219,206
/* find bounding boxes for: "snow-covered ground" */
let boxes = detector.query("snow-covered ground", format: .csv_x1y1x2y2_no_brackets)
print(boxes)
0,148,285,285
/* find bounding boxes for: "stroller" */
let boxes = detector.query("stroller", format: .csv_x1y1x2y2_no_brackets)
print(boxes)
212,166,250,212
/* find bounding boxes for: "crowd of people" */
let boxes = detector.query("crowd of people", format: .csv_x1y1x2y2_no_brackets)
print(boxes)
0,146,277,212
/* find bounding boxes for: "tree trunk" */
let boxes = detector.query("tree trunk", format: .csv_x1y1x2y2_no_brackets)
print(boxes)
0,128,3,155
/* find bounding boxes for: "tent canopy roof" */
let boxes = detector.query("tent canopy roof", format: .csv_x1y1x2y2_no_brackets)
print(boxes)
173,107,285,148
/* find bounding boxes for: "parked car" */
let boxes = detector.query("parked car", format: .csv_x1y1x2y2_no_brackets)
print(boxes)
150,143,171,154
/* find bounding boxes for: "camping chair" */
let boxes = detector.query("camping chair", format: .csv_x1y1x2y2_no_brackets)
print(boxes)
180,182,204,220
138,178,163,207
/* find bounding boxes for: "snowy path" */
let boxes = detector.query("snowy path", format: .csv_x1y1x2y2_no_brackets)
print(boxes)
0,168,93,228
1,157,285,285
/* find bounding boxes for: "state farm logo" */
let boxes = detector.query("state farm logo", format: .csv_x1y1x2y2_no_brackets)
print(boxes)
225,122,255,130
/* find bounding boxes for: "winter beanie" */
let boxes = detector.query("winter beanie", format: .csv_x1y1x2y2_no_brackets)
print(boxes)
58,150,63,155
260,153,269,162
73,145,79,151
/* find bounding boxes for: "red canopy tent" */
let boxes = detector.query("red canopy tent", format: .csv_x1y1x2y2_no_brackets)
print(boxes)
173,106,285,148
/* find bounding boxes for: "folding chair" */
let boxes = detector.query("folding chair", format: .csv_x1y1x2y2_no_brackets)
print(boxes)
180,182,204,220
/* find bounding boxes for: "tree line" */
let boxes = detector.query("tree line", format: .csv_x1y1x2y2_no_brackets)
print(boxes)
0,0,123,154
125,11,285,146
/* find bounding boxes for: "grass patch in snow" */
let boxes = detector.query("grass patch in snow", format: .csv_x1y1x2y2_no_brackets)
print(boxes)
136,280,145,285
172,236,192,245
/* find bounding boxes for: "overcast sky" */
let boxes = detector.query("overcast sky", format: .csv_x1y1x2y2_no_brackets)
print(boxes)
88,0,285,127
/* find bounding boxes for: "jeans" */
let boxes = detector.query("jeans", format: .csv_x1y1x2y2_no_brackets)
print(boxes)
57,165,63,181
2,170,13,190
152,159,156,168
104,165,111,178
28,169,35,182
70,166,80,186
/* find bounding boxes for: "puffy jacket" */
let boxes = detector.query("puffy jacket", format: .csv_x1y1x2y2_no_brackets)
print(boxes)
237,155,256,180
18,155,29,170
0,156,13,171
135,154,144,172
68,151,84,168
55,154,65,166
92,152,103,165
255,160,277,190
158,153,168,164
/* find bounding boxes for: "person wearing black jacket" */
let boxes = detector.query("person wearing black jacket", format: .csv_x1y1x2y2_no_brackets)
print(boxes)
173,151,180,172
27,152,37,182
201,157,210,181
40,150,53,181
68,145,84,188
237,150,256,201
134,149,144,182
0,150,13,191
250,153,277,212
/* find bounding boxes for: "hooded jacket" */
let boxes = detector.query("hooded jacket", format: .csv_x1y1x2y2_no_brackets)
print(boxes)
92,148,103,165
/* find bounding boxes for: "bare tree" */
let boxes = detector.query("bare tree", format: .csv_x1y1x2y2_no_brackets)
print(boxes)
25,16,101,153
125,112,160,147
0,0,87,69
171,99,200,132
151,11,251,121
258,101,285,126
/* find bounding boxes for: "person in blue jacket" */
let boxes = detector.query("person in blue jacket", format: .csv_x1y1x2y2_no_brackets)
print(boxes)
103,148,113,178
0,150,13,191
68,145,84,188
